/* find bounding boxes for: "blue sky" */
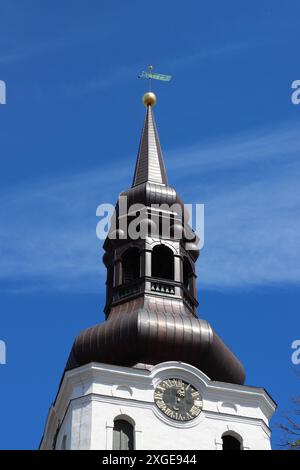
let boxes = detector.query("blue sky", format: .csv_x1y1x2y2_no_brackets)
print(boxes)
0,0,299,449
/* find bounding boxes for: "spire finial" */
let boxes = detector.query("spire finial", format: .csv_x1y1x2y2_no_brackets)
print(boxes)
142,91,157,107
142,65,156,107
148,64,153,90
138,65,172,106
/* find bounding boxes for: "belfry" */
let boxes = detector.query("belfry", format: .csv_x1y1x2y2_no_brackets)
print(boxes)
40,91,275,450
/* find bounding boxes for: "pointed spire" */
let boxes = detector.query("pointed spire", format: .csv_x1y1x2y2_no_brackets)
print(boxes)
132,93,168,187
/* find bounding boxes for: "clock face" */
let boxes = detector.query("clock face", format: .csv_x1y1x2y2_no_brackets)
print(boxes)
154,378,202,422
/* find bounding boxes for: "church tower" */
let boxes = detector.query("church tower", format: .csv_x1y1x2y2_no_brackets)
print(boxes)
40,92,275,450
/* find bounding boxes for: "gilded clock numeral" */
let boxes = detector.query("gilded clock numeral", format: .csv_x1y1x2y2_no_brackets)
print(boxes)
156,399,166,409
156,385,166,392
190,405,201,417
154,392,163,401
165,407,175,418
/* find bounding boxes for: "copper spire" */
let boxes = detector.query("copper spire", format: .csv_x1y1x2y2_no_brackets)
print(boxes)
64,90,246,387
132,93,168,187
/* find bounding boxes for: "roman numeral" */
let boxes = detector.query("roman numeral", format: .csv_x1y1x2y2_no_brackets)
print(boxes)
190,406,201,417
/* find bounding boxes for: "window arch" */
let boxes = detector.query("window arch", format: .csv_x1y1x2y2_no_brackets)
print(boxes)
152,245,174,281
222,433,242,450
113,419,134,450
183,257,193,292
122,248,140,284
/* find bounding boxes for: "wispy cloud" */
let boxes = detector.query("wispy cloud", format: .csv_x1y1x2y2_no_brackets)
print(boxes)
64,65,134,98
196,163,300,288
169,122,300,288
0,166,130,293
0,121,299,292
171,123,300,173
0,25,109,65
165,40,258,69
0,37,73,64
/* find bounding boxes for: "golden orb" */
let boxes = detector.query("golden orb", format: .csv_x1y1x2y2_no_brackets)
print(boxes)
143,92,157,107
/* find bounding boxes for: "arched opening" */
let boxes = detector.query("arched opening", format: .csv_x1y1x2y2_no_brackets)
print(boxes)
113,419,134,450
222,433,242,450
152,245,174,280
183,257,194,293
122,248,140,284
107,265,114,287
60,435,67,450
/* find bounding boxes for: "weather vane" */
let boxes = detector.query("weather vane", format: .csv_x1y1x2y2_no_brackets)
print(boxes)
138,65,172,91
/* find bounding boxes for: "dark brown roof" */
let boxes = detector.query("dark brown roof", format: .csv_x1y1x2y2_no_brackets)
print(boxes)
66,296,245,385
